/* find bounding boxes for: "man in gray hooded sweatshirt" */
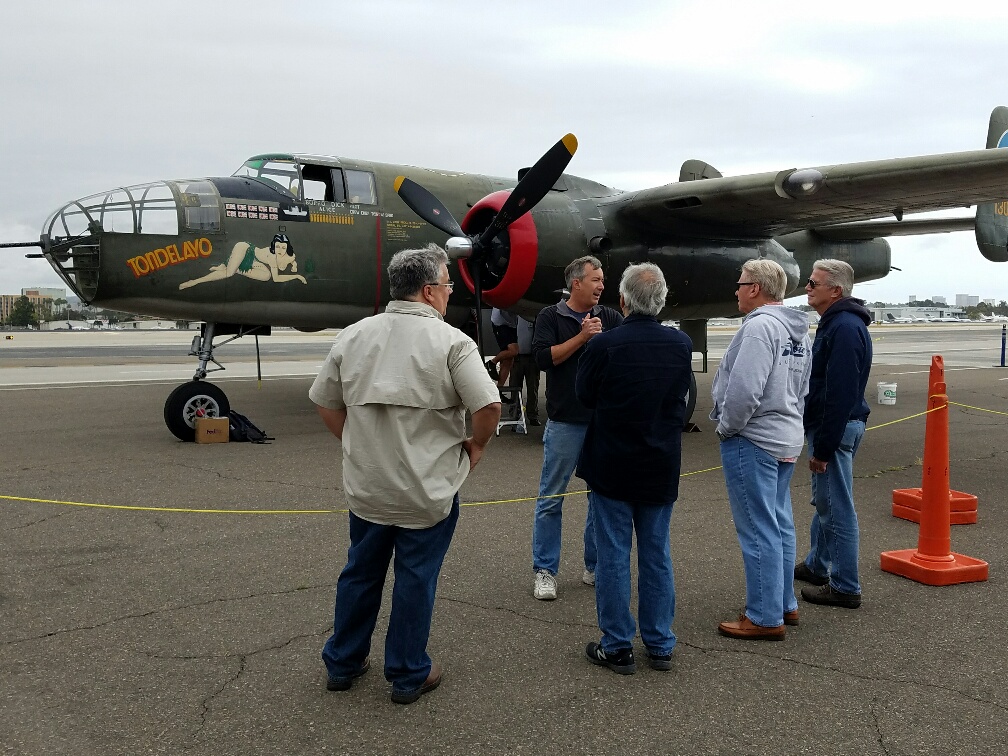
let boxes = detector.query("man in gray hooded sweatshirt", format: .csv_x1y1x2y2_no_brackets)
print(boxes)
711,259,812,640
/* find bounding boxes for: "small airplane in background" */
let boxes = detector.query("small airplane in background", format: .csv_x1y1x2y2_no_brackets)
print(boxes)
884,313,922,324
981,313,1008,322
4,108,1008,440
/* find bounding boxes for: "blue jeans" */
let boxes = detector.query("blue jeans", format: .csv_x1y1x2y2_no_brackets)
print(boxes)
532,420,596,575
590,491,676,655
804,420,865,595
322,496,459,695
720,436,798,627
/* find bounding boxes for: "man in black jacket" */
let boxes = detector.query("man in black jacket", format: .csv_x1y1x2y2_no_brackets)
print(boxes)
795,259,873,609
576,263,692,674
530,255,623,601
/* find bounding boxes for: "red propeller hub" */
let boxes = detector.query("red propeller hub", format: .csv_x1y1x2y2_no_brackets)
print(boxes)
458,190,538,308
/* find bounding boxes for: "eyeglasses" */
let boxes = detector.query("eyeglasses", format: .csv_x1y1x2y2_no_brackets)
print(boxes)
806,278,829,289
428,280,454,292
735,281,758,290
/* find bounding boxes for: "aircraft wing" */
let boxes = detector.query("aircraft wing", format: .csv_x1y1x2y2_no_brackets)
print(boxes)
616,148,1008,238
811,216,975,241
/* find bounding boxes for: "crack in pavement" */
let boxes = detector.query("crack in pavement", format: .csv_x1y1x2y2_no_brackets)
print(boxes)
673,638,1008,712
437,595,1008,712
870,696,893,756
168,462,344,494
437,594,597,629
2,583,335,646
194,654,246,740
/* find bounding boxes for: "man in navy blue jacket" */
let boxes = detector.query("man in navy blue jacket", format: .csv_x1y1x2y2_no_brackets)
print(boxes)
796,259,873,609
575,263,693,674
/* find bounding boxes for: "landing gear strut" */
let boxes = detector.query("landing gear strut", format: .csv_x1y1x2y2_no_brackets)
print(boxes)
163,322,268,441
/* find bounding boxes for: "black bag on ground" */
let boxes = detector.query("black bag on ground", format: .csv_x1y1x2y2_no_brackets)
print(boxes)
228,410,273,443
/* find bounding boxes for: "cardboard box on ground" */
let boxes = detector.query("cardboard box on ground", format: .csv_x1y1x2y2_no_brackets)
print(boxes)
195,417,230,444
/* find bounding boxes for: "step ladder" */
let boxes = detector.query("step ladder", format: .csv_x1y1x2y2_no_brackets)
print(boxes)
496,385,526,435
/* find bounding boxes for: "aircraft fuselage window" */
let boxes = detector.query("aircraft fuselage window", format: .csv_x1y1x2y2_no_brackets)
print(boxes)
299,164,346,203
345,170,376,205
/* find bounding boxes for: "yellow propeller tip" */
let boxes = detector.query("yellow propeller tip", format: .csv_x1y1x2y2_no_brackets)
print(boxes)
393,176,405,191
562,133,578,154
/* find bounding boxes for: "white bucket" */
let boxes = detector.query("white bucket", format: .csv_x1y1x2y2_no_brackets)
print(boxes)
877,382,897,405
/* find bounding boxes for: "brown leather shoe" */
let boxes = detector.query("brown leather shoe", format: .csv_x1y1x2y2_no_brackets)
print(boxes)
718,614,785,641
391,660,442,704
783,609,799,626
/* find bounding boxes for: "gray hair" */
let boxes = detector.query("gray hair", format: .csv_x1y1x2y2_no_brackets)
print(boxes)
388,243,449,300
564,255,603,290
619,262,668,316
812,259,855,297
741,259,788,301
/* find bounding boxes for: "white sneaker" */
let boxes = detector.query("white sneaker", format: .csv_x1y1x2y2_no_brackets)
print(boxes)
533,569,558,600
582,570,595,586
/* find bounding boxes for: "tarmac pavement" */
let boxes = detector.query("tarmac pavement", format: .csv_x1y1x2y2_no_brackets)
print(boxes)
2,332,1007,755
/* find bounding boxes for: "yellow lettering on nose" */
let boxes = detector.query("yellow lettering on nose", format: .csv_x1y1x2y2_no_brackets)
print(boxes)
198,238,213,256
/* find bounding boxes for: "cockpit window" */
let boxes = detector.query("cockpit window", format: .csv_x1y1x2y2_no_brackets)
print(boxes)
233,158,300,198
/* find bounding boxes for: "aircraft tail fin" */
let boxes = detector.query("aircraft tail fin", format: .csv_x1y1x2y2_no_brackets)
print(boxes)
975,106,1008,262
885,313,896,322
679,160,722,182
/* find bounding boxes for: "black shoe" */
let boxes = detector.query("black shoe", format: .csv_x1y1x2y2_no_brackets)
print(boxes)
645,649,673,671
326,657,370,691
801,583,862,609
585,642,635,675
529,418,541,426
794,563,828,586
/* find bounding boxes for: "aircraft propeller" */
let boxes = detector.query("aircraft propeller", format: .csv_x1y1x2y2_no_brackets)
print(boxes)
394,133,577,358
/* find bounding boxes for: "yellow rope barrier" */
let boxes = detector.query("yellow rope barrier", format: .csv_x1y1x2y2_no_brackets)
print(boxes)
0,399,997,515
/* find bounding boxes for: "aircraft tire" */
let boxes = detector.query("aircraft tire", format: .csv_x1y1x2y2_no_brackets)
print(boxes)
164,380,230,442
685,371,697,429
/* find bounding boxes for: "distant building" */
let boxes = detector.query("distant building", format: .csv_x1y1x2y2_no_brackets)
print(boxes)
0,293,53,323
984,298,997,306
932,295,947,305
23,287,66,300
956,294,980,307
909,295,917,303
869,305,966,323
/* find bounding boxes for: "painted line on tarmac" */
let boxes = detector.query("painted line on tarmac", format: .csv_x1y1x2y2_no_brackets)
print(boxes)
0,373,321,391
887,367,985,376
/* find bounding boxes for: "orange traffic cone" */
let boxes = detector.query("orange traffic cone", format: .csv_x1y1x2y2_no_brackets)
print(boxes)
891,355,978,524
880,382,988,585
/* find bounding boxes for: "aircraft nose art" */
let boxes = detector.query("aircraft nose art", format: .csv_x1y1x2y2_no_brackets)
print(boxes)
40,181,180,303
458,190,538,308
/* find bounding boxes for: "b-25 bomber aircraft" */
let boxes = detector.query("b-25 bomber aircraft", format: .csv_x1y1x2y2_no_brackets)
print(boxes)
5,107,1008,440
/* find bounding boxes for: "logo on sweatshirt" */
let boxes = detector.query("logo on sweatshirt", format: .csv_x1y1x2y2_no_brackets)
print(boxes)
782,339,806,358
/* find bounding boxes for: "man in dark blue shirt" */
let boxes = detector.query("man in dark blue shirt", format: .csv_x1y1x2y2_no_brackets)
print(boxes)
796,259,873,610
575,263,693,674
530,256,623,600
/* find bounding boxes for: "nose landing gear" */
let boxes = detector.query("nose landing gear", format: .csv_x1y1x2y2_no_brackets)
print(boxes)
163,322,268,441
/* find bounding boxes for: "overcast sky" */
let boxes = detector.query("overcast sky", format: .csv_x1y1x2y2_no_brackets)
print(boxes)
3,1,1007,305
